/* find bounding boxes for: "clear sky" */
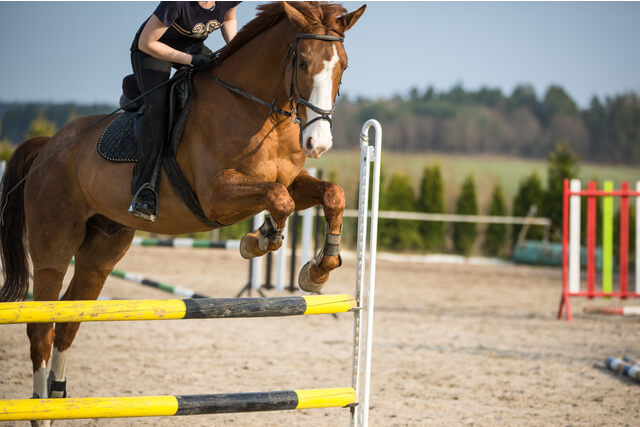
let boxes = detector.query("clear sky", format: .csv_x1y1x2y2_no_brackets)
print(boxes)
1,1,639,107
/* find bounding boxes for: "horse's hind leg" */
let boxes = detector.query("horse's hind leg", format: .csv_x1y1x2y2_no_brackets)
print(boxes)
28,269,68,401
285,169,345,292
26,210,87,427
50,220,134,399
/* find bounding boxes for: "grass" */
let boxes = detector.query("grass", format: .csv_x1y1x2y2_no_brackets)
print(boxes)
306,151,640,213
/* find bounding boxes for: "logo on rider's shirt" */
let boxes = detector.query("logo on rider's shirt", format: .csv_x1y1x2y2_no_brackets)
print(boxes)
192,20,221,37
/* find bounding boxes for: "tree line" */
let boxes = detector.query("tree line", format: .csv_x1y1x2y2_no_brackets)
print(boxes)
2,83,639,165
331,84,640,165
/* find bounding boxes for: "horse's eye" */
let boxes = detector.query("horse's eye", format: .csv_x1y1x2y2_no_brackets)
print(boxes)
298,61,308,71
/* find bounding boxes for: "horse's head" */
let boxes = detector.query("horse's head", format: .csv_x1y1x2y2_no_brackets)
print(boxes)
283,2,366,158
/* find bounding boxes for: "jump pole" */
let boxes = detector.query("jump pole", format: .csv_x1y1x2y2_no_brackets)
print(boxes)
583,306,640,316
131,237,240,249
0,388,356,421
0,295,356,324
605,357,640,383
69,259,210,299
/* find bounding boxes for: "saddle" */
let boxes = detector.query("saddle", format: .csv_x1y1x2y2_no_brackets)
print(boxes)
98,69,223,229
98,69,191,162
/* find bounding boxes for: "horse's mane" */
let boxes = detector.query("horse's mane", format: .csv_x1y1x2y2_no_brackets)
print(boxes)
218,2,348,61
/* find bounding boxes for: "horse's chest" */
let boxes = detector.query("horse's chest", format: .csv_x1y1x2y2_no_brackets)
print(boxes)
275,160,304,187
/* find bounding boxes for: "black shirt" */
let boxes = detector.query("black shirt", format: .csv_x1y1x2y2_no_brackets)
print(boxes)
133,1,241,54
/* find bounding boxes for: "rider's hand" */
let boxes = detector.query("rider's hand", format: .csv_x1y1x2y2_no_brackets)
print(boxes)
190,54,212,72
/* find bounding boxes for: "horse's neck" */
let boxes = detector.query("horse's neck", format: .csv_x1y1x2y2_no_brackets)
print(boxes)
179,20,303,194
213,20,295,109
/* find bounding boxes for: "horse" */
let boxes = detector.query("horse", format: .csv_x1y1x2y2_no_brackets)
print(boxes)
0,1,365,419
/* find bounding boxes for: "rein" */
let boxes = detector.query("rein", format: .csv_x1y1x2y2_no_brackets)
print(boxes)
203,33,344,148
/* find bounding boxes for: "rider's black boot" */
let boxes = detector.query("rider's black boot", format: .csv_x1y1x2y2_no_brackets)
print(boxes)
128,186,158,222
129,104,167,222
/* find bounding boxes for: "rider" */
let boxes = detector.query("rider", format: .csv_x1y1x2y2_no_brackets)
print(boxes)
129,1,240,222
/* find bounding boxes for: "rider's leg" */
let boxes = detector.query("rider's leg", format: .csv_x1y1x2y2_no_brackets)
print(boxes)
128,50,171,221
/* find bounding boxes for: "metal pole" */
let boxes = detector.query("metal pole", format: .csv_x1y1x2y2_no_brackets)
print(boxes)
264,252,273,290
352,119,381,427
250,212,265,293
300,168,317,266
275,220,288,292
314,170,324,254
288,212,299,294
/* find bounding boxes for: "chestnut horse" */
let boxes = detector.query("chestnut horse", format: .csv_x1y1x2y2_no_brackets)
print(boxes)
0,1,365,415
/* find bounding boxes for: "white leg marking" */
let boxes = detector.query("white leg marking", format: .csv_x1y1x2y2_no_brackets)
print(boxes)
33,360,49,399
302,45,339,157
50,348,68,381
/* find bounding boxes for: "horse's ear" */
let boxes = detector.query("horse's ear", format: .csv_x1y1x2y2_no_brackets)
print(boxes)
338,5,366,32
283,1,308,30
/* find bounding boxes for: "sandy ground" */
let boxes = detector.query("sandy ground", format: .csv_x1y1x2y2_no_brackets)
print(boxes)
1,246,640,426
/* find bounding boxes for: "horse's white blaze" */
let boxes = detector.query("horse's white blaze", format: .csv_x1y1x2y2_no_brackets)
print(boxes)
302,45,339,158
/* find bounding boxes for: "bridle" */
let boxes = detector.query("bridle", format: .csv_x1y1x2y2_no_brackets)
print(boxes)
204,32,344,149
286,33,344,144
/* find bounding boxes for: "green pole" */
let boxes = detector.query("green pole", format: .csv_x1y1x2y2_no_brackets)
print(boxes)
602,180,614,294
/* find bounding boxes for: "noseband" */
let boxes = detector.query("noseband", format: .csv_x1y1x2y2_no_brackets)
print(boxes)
204,32,344,150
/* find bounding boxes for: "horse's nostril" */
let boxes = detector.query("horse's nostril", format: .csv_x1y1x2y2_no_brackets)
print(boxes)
305,137,314,151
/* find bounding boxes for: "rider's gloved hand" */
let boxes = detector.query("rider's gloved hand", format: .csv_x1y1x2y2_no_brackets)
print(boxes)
190,54,212,72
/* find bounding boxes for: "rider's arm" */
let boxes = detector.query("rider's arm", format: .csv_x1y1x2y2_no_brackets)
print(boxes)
221,6,238,43
138,15,194,65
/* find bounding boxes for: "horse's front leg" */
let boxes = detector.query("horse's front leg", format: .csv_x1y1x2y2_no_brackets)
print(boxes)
209,170,295,259
287,169,345,292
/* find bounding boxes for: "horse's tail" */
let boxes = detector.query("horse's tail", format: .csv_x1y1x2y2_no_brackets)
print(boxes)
0,136,50,302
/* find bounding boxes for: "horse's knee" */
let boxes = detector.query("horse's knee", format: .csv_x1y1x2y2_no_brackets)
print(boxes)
265,184,295,222
322,183,345,213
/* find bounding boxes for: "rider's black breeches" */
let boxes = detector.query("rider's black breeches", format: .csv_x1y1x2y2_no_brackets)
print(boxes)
130,50,171,195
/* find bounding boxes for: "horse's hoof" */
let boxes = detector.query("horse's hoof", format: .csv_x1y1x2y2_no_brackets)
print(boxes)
239,233,258,259
298,261,325,292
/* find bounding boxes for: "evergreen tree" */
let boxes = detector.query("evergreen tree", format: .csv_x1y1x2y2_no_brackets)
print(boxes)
453,175,478,255
66,107,79,124
485,184,508,256
542,85,579,124
542,142,579,241
0,141,12,162
27,113,56,138
379,172,421,250
512,172,545,242
416,163,445,252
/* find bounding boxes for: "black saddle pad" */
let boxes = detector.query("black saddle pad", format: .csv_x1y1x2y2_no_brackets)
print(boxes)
97,112,138,163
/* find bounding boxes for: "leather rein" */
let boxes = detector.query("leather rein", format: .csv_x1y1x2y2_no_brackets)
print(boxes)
203,33,344,148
